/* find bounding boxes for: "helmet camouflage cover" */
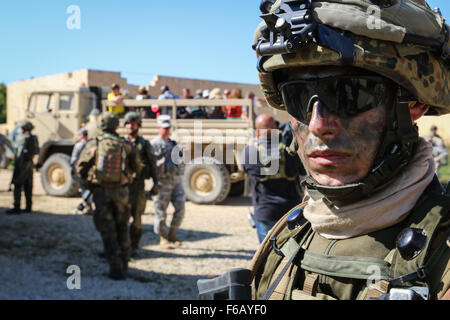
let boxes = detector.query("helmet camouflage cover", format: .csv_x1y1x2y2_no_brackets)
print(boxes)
99,112,120,131
254,0,450,115
124,111,142,126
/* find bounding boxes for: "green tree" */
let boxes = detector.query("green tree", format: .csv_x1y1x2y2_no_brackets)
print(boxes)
0,83,6,123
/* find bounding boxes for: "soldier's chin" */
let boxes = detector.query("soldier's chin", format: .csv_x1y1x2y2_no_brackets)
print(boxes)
311,172,361,187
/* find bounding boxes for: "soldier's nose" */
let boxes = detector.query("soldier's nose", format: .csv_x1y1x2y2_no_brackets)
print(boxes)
308,100,341,139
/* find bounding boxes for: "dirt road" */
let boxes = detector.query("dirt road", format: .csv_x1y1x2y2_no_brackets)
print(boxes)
0,169,260,299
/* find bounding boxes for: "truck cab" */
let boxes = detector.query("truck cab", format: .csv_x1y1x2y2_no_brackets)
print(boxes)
24,87,105,197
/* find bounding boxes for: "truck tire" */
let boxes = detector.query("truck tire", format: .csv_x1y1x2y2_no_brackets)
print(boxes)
183,157,231,204
40,153,79,197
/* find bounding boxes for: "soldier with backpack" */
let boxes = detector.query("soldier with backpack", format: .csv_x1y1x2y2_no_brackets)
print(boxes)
123,111,159,257
77,112,141,280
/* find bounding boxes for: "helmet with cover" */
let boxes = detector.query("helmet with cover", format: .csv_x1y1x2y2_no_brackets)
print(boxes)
253,0,450,206
124,111,142,127
99,112,120,132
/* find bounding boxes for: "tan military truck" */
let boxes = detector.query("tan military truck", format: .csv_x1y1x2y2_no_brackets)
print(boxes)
18,87,255,204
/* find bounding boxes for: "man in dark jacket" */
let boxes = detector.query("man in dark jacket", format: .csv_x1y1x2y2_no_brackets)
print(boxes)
242,114,304,242
7,121,39,214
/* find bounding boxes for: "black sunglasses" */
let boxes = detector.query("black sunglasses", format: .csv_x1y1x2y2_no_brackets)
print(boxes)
278,76,395,123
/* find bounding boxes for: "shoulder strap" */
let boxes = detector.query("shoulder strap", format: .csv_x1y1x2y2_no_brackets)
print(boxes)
248,202,307,281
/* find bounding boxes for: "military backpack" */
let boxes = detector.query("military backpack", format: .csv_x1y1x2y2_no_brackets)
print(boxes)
95,133,126,185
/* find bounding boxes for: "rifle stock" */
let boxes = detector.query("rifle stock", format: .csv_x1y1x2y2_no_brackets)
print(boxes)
197,268,252,300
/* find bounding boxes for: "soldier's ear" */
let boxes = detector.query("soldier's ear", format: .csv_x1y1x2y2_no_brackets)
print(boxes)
409,103,429,123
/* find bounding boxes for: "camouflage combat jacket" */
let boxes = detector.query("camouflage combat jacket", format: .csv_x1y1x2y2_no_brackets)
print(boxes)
77,132,142,189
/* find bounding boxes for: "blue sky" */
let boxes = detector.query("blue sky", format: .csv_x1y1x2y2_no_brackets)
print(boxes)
0,0,448,86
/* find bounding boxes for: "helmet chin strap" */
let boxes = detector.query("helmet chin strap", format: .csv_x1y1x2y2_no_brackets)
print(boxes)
302,86,419,207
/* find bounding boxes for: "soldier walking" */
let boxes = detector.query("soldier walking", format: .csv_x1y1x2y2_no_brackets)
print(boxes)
7,121,39,214
124,111,159,257
151,115,185,250
77,112,141,280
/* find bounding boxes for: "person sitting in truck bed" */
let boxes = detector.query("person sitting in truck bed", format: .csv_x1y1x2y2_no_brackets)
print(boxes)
208,88,226,119
177,88,192,119
225,88,243,120
136,86,156,119
107,83,128,116
187,89,208,119
158,85,179,116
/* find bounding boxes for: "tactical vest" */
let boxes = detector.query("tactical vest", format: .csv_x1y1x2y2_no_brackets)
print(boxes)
250,179,450,300
95,134,126,185
134,136,153,180
153,138,182,179
256,140,297,183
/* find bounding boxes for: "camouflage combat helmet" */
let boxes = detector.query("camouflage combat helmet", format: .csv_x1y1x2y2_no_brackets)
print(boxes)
254,0,450,115
124,111,142,127
253,0,450,206
21,121,35,131
98,112,120,131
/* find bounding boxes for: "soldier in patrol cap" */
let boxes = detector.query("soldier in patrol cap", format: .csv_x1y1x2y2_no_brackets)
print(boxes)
247,0,450,300
6,121,39,214
123,111,159,257
77,112,141,280
151,115,186,249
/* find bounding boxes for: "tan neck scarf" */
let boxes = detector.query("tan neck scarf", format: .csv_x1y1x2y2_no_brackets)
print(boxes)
303,138,436,240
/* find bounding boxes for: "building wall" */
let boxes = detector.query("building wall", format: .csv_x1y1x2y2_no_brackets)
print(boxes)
86,69,139,97
148,75,263,99
417,114,450,145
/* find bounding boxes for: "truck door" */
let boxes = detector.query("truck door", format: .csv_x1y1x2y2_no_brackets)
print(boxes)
26,93,59,143
55,92,79,140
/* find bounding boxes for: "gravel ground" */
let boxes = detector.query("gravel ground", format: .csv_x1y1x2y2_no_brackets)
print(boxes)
0,169,259,300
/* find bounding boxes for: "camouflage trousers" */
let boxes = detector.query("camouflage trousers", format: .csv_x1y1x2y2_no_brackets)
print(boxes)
92,185,131,278
128,180,147,250
153,177,185,237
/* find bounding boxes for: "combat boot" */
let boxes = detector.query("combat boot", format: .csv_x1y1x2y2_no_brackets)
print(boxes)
160,234,174,250
168,227,182,247
108,257,126,281
22,207,32,214
130,247,139,258
6,208,21,215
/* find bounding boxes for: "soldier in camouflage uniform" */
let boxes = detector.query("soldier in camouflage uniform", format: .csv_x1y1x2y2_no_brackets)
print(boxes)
244,0,450,300
77,112,141,280
6,121,39,214
124,112,159,257
151,115,186,250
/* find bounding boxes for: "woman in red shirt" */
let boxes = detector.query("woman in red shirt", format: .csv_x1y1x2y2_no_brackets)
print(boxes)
226,88,243,119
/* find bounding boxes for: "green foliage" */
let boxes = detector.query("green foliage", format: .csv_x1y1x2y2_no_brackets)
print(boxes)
0,83,6,123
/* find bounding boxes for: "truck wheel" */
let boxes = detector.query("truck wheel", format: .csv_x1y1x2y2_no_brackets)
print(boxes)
40,153,79,197
183,157,231,204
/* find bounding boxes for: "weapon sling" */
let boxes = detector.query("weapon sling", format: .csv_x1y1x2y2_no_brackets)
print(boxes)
260,225,312,300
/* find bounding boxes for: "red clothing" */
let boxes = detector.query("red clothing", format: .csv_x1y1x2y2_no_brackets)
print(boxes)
226,105,242,118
